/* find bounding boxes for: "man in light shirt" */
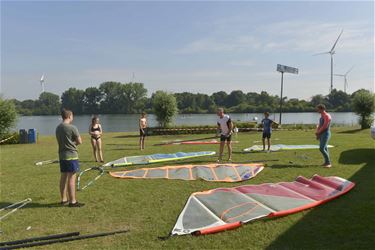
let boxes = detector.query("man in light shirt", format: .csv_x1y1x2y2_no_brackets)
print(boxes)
216,108,233,162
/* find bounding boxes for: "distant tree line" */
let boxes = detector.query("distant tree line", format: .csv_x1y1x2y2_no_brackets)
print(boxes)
9,81,370,115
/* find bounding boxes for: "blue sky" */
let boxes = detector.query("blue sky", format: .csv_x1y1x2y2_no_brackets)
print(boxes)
1,1,374,100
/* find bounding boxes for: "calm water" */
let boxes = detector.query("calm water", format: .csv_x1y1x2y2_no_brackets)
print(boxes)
16,113,359,135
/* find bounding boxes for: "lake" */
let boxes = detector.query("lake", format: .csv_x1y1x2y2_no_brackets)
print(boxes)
16,112,360,135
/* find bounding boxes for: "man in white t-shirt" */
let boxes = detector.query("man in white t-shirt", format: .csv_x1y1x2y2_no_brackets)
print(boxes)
216,108,233,162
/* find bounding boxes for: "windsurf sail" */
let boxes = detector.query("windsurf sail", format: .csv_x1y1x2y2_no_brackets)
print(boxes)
161,140,239,145
110,163,264,182
154,136,218,146
243,144,334,152
170,175,354,236
103,151,216,167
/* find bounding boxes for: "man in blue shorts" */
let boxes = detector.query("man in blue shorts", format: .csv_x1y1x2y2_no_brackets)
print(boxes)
261,112,275,151
56,109,84,207
216,108,233,162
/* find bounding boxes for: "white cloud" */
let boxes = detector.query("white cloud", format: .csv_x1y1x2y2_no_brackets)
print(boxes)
176,19,373,54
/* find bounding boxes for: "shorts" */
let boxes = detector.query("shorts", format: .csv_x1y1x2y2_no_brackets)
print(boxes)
59,160,80,173
262,132,271,139
140,128,147,137
220,134,232,142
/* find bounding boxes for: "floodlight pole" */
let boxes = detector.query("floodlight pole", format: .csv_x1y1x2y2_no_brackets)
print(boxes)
279,72,284,125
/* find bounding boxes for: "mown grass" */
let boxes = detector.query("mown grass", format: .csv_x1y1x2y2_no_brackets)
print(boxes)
0,127,374,249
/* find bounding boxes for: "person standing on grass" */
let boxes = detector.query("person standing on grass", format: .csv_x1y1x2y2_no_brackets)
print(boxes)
216,108,233,162
261,112,276,151
139,112,147,150
315,104,332,168
55,109,84,207
89,116,104,163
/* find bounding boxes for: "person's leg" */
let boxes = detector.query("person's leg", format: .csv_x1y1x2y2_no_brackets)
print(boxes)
262,133,266,150
91,138,98,162
97,138,104,162
60,172,68,202
218,136,225,162
67,172,77,204
324,132,331,165
227,141,232,161
141,136,145,150
267,133,271,151
319,132,331,166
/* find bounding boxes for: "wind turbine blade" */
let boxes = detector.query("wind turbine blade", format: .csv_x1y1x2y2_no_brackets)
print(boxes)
345,65,354,75
330,29,343,52
334,74,345,77
40,74,45,82
312,51,330,56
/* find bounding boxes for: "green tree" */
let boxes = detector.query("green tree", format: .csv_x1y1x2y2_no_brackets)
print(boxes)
211,91,228,107
61,88,85,114
35,92,61,115
310,94,328,107
0,96,18,135
226,90,246,107
99,82,124,114
122,82,148,113
326,89,351,111
352,89,375,129
83,87,102,114
152,91,178,127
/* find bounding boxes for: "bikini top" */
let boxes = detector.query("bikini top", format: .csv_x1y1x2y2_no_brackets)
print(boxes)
91,125,101,132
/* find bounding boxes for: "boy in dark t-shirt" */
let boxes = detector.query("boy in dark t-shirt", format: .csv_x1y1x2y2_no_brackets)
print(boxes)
261,112,275,151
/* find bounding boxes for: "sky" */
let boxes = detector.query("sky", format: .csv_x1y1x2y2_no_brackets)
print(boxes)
1,0,374,101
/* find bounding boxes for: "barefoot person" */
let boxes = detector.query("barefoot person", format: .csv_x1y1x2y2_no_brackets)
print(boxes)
315,104,332,168
55,109,84,207
139,112,147,150
216,108,233,162
89,116,104,162
261,112,276,151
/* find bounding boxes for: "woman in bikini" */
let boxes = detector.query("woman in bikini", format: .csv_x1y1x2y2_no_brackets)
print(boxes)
89,116,104,162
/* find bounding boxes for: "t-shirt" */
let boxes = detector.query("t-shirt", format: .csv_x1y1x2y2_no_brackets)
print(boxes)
217,115,232,135
261,118,273,133
55,123,80,160
317,111,331,134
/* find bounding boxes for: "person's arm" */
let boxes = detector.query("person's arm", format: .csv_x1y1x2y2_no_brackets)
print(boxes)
139,119,144,132
98,124,103,135
73,127,82,145
227,119,233,135
316,113,331,135
216,122,221,136
88,125,94,136
75,135,82,145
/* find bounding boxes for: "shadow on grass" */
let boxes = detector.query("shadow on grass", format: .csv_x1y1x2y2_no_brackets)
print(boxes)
337,128,363,134
266,148,375,249
106,143,137,146
112,135,140,139
268,164,318,169
0,202,67,209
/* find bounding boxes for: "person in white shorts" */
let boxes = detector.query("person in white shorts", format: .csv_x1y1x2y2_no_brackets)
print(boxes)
216,108,233,162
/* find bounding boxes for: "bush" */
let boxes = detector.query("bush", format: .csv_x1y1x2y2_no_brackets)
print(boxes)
352,89,375,129
0,132,19,144
0,96,18,136
152,91,178,127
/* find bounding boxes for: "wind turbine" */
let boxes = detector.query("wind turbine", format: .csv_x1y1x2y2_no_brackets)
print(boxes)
40,74,45,93
313,29,343,93
335,66,354,93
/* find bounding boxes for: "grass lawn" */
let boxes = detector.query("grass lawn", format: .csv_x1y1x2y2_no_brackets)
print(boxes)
1,127,374,249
